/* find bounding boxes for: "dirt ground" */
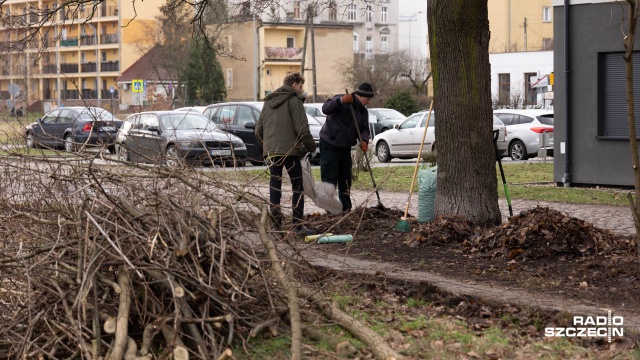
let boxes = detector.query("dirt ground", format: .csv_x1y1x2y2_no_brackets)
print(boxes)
301,205,640,350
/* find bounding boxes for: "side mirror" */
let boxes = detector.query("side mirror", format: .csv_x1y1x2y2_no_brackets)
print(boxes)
37,118,42,122
148,125,160,133
394,124,400,129
244,121,256,129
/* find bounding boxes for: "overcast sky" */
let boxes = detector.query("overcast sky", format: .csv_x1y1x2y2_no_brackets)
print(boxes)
398,1,428,58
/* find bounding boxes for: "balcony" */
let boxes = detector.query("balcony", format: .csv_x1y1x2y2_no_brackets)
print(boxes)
60,38,79,47
101,33,119,44
264,47,303,61
100,61,119,72
80,35,97,46
60,63,79,73
81,62,98,72
100,5,118,17
61,90,80,99
81,89,97,99
101,89,119,99
42,64,57,74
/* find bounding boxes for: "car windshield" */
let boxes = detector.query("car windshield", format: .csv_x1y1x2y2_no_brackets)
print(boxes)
538,114,554,126
161,113,218,131
79,107,117,120
307,114,322,127
372,109,405,120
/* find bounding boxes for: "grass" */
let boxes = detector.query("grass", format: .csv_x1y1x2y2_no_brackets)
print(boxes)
226,162,630,207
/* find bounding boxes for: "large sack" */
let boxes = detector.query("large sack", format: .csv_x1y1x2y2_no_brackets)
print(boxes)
301,156,342,214
417,164,437,223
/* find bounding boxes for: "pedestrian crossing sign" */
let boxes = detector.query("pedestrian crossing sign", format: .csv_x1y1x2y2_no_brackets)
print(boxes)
132,79,143,93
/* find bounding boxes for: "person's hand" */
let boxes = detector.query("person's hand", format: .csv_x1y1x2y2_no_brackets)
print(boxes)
360,140,368,153
311,149,319,158
341,93,353,104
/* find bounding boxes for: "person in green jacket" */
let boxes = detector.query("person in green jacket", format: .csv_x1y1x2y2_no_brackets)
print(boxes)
255,72,317,235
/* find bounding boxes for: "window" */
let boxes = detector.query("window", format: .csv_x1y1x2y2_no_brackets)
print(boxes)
366,36,372,53
81,53,86,63
381,6,388,23
601,51,640,137
329,1,337,20
226,69,233,89
101,51,106,61
142,114,159,129
293,1,301,19
524,72,537,106
353,33,359,51
542,6,551,22
266,69,271,76
498,73,510,106
224,35,232,52
287,36,295,48
542,38,553,50
366,4,373,23
347,3,357,21
381,35,388,53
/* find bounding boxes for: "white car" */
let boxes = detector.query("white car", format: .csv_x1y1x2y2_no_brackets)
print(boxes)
372,111,507,163
304,103,326,124
493,109,554,160
174,106,207,114
372,110,436,163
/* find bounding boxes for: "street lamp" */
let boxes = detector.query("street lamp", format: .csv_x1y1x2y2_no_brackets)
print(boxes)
87,24,100,106
400,11,424,54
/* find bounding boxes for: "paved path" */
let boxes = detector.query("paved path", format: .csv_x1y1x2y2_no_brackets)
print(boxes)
297,188,636,237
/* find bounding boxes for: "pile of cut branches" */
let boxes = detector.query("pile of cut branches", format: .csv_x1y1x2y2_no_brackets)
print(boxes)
0,149,401,360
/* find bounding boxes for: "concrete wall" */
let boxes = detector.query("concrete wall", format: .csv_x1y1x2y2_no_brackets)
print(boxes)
553,1,640,187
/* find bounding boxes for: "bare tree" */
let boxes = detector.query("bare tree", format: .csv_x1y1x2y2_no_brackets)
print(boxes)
622,0,640,253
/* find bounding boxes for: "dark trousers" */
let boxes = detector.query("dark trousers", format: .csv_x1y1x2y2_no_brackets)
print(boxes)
269,156,304,227
319,139,352,212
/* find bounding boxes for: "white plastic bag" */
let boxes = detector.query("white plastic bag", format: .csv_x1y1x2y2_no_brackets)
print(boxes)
301,156,342,214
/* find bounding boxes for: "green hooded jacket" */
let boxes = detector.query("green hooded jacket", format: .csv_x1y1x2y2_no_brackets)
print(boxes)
255,85,316,157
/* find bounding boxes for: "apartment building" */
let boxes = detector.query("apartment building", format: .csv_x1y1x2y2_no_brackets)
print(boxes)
0,0,159,111
488,0,554,53
219,0,399,101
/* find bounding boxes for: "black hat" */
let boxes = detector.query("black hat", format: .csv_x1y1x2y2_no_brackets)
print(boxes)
354,82,375,98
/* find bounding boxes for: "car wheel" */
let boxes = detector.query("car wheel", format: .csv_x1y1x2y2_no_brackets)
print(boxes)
117,144,129,162
509,140,528,161
64,135,76,153
165,145,182,167
25,132,37,149
376,141,392,163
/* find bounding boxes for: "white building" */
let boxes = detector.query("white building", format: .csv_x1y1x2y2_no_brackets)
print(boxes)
490,51,554,108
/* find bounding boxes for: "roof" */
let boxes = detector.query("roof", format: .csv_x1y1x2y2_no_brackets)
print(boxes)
117,46,177,83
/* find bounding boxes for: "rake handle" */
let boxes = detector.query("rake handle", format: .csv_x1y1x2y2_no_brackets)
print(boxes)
403,100,434,219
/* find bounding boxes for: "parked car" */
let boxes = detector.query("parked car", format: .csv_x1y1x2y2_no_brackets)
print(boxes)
367,108,407,136
304,103,327,124
25,107,123,153
372,111,507,163
493,109,554,160
116,111,247,167
493,116,508,154
203,102,322,165
372,110,436,163
174,106,207,113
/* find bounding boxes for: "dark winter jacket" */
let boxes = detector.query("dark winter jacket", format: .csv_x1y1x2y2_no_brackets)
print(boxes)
319,94,370,149
255,85,316,157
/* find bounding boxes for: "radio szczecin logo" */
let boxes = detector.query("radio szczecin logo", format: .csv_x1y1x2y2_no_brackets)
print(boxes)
545,311,623,342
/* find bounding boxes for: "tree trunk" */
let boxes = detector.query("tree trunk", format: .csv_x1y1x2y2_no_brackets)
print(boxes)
623,0,640,253
428,0,502,226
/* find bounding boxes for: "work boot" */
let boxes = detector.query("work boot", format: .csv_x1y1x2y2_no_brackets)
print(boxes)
293,225,316,237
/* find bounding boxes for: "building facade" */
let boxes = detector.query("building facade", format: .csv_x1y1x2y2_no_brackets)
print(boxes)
490,51,554,109
553,0,640,187
488,0,554,53
0,0,159,111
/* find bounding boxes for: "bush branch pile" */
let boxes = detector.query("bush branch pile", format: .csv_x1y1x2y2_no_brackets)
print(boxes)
0,148,402,360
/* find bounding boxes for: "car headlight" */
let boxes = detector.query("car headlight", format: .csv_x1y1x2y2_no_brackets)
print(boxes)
178,140,203,148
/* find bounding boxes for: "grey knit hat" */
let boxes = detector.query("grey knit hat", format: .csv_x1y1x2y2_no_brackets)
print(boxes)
354,82,375,98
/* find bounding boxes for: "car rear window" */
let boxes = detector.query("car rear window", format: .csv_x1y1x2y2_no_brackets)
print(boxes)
538,114,554,126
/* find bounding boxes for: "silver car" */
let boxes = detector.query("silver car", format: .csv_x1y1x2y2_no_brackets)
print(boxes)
493,109,554,160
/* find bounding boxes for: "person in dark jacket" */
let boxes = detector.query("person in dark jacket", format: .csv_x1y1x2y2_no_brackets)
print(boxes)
319,82,373,212
255,72,317,235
